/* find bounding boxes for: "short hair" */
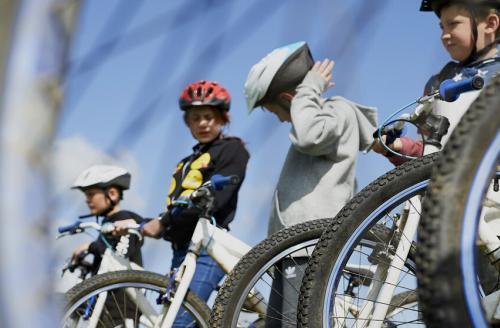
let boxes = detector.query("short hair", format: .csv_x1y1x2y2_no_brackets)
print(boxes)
183,107,230,125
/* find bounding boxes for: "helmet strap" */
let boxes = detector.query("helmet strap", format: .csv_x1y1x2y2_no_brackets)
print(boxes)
461,6,500,65
98,189,118,217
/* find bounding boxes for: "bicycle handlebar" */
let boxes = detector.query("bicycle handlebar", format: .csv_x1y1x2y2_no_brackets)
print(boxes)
170,174,240,218
210,174,240,191
58,221,84,234
57,221,141,239
438,75,484,102
370,75,485,158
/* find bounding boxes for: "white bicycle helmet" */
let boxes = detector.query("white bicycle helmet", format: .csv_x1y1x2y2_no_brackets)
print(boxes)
72,165,131,190
244,41,314,112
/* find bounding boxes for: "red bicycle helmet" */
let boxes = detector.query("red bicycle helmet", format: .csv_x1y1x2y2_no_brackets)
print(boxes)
179,80,231,112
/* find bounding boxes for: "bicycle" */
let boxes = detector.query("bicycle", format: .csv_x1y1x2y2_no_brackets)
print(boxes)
58,218,212,327
297,75,485,327
416,73,500,327
61,175,261,328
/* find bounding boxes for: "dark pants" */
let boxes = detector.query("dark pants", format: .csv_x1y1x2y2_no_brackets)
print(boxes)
266,257,308,328
171,245,225,327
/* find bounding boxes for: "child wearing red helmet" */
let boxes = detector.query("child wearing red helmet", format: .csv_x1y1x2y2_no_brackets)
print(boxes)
115,80,249,326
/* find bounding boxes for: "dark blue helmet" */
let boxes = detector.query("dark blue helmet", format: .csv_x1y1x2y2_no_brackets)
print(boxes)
420,0,500,15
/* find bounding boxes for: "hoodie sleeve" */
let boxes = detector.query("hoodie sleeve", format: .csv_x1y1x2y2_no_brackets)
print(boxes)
290,71,378,156
289,71,348,156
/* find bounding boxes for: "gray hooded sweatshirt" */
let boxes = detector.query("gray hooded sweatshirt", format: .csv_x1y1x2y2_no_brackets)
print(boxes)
268,71,378,235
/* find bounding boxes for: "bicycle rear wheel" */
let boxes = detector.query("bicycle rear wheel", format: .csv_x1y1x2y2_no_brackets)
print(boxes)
298,154,436,327
63,270,211,328
417,75,500,327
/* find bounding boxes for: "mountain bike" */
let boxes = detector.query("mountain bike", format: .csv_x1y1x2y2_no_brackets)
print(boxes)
297,75,485,328
58,218,212,327
417,74,500,328
61,175,261,328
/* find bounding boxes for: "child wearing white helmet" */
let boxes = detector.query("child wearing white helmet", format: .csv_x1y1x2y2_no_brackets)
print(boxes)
70,164,144,269
245,41,378,326
245,41,377,236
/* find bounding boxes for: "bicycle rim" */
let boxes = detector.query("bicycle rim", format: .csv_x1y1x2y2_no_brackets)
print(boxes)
64,281,208,328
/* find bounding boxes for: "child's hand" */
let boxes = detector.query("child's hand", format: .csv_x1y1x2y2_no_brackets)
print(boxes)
373,135,403,156
311,59,336,89
112,219,138,236
71,243,90,264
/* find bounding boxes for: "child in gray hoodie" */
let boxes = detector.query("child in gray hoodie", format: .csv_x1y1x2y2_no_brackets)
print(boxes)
244,41,377,326
245,41,378,235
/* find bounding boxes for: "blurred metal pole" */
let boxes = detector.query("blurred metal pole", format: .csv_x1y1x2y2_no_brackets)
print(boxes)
0,0,80,327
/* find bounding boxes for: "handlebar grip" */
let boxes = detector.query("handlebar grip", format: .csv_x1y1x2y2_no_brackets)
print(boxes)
385,128,404,146
58,221,81,234
439,75,484,102
210,174,240,191
372,119,406,146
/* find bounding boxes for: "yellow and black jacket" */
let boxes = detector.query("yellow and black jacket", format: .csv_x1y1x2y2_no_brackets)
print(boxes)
160,136,249,246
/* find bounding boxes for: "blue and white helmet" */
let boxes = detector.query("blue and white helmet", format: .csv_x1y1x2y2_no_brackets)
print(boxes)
244,41,314,113
72,165,131,190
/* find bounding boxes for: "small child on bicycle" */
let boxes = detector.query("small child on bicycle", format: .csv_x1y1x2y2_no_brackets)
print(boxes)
374,0,500,163
244,41,378,327
70,165,144,271
114,80,249,325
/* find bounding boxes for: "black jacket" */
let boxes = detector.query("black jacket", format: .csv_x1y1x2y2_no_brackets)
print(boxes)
160,136,249,246
88,210,144,267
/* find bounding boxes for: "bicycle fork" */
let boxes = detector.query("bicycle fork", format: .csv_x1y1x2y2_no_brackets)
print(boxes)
360,197,421,328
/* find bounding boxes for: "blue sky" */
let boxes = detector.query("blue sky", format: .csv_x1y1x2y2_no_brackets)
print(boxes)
52,0,450,277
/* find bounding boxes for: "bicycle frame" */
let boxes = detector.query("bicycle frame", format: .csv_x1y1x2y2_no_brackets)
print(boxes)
157,217,254,327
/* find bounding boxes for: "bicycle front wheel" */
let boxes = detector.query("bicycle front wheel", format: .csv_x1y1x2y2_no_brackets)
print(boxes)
417,74,500,328
298,154,436,327
63,270,211,328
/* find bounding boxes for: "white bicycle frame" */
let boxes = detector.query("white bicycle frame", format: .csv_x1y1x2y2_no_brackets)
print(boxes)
156,217,256,327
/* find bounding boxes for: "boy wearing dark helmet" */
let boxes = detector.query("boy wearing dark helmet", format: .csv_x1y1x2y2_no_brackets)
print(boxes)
374,0,500,162
115,80,249,325
245,42,378,326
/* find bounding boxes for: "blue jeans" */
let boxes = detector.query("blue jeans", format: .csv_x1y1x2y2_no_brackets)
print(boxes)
171,244,225,327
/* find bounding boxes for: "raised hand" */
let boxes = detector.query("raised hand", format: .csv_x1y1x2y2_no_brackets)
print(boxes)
311,59,336,89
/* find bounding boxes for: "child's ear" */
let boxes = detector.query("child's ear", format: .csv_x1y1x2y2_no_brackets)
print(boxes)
485,12,499,35
107,187,120,201
279,92,294,103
